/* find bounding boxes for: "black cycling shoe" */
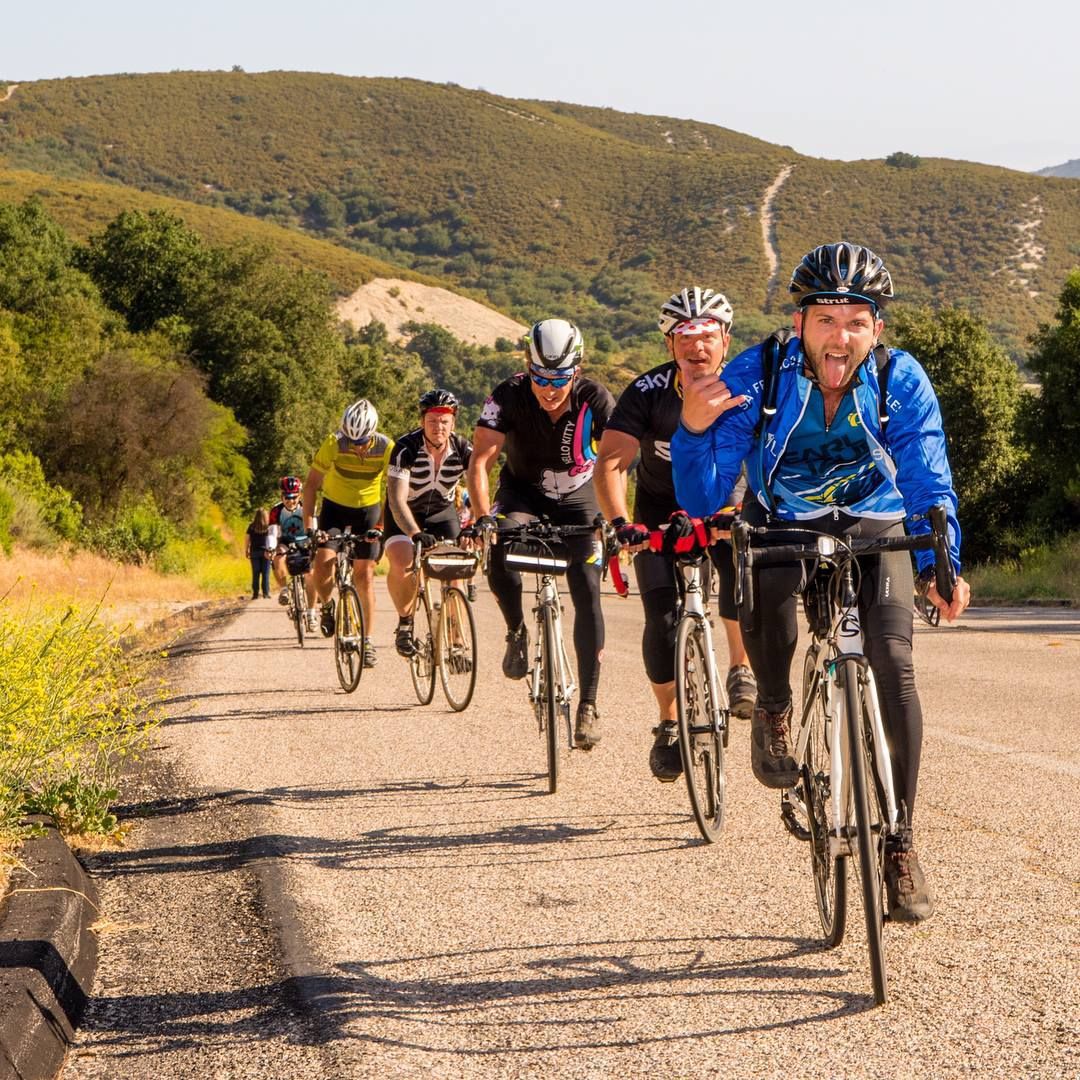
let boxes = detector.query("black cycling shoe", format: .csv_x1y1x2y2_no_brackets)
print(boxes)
649,722,682,782
725,664,757,720
319,600,335,638
750,703,799,788
574,703,601,750
502,622,529,680
395,621,416,658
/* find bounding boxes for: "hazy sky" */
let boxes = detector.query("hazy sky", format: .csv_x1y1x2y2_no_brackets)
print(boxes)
4,0,1077,173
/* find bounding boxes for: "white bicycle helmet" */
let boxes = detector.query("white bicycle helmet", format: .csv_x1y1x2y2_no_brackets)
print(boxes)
340,398,378,442
657,287,734,335
526,318,584,372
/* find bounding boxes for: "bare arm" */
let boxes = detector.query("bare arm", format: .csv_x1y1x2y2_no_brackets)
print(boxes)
467,427,506,518
303,467,324,531
387,473,420,537
595,429,640,522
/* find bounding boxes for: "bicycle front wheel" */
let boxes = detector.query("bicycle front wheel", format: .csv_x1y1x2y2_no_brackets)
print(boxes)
802,645,847,946
291,576,306,647
844,658,888,1006
540,604,559,794
675,616,725,842
438,586,477,711
334,584,364,693
409,595,437,705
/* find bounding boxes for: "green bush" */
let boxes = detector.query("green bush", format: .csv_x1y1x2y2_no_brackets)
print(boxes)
0,489,13,555
84,494,173,564
0,450,82,540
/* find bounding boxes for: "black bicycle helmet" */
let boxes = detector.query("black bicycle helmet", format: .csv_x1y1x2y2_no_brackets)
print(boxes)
789,242,894,309
419,388,459,413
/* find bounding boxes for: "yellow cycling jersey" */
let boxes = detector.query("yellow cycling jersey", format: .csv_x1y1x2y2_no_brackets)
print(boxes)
312,431,394,509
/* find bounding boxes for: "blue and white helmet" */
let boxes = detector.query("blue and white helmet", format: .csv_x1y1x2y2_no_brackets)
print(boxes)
340,398,378,442
526,318,583,372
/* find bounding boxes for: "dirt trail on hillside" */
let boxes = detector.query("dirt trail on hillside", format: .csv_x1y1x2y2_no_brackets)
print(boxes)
761,164,795,307
0,84,18,102
337,278,527,347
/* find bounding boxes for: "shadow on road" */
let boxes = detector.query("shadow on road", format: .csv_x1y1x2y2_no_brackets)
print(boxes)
73,933,874,1061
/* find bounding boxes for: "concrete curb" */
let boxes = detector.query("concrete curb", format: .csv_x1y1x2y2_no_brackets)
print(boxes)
0,818,99,1080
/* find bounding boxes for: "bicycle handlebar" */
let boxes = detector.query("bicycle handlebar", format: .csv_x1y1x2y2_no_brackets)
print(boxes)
731,505,956,627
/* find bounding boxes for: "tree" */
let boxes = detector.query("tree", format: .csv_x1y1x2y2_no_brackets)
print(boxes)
1025,270,1080,527
887,305,1026,560
78,209,208,334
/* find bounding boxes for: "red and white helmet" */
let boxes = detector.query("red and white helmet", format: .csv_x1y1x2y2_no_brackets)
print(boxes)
280,476,302,497
658,287,734,335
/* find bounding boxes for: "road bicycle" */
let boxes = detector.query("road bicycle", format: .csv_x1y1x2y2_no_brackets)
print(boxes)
406,540,480,711
640,514,733,843
282,537,314,647
319,528,367,693
486,519,606,795
732,506,955,1005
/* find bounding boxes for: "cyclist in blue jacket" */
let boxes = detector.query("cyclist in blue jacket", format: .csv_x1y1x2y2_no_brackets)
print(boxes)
671,242,970,922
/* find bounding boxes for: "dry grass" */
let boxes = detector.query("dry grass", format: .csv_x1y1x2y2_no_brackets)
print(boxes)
0,545,229,633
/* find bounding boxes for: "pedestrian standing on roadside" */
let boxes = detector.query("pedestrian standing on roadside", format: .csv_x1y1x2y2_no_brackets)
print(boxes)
245,507,272,600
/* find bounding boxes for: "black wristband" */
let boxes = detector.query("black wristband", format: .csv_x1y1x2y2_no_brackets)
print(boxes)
611,516,627,529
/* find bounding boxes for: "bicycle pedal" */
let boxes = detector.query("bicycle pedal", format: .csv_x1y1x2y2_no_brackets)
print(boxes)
780,800,811,842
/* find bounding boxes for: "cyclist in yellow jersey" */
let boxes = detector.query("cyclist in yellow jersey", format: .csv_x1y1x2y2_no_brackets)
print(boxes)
303,398,394,668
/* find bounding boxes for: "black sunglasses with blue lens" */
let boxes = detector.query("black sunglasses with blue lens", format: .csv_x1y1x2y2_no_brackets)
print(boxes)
529,367,575,388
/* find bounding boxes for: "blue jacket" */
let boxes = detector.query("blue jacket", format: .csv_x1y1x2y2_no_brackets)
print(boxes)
670,337,962,573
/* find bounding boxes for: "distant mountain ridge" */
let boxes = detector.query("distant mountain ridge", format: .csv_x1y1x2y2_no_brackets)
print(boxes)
1035,159,1080,179
3,71,1080,357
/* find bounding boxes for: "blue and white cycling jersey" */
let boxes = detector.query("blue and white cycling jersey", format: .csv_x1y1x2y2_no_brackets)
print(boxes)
670,336,962,574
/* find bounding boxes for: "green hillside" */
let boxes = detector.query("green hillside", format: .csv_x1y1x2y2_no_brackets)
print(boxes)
3,72,1080,355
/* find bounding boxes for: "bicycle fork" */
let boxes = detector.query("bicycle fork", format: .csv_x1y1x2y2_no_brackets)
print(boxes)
829,657,900,858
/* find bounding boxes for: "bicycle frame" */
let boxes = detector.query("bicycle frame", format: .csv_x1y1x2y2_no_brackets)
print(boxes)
527,572,576,748
674,557,725,739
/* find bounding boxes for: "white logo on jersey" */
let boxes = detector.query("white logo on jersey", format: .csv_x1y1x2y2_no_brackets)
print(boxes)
634,370,672,393
541,463,593,500
479,397,501,425
654,439,672,462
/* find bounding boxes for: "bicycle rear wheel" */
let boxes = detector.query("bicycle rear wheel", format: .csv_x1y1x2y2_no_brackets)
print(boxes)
334,584,364,693
409,595,437,705
675,616,725,841
438,586,477,711
540,604,559,794
844,658,888,1005
801,645,847,946
291,576,306,647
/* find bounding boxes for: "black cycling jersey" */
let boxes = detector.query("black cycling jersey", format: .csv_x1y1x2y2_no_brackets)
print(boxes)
388,429,472,519
608,360,744,527
477,373,614,507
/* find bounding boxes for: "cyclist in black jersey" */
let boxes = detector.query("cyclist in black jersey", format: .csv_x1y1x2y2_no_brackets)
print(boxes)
385,389,473,657
596,287,757,781
468,318,615,750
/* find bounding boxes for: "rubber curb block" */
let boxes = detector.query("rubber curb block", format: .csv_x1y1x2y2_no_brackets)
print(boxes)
0,817,99,1080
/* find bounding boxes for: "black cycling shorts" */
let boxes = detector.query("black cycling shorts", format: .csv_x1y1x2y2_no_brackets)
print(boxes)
383,502,462,545
318,499,383,561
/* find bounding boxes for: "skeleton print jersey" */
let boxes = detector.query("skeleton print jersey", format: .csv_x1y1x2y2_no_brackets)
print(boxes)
387,429,472,518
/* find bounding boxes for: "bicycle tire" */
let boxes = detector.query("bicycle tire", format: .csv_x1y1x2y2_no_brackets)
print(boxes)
801,645,847,946
541,603,559,794
675,616,725,842
844,658,888,1005
334,584,364,693
409,594,437,705
438,586,477,711
291,576,306,648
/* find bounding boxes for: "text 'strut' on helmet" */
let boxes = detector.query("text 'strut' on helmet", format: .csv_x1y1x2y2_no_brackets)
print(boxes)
658,286,734,336
526,318,583,373
341,398,378,442
419,388,459,414
789,242,894,310
280,476,302,497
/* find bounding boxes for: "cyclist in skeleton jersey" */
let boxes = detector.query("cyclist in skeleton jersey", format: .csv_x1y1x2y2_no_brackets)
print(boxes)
384,389,473,657
596,287,757,782
468,318,615,750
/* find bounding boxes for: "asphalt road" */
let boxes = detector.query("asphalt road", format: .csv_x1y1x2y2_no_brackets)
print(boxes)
61,582,1079,1079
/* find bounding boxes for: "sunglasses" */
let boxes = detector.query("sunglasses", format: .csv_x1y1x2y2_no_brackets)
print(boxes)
529,369,575,388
